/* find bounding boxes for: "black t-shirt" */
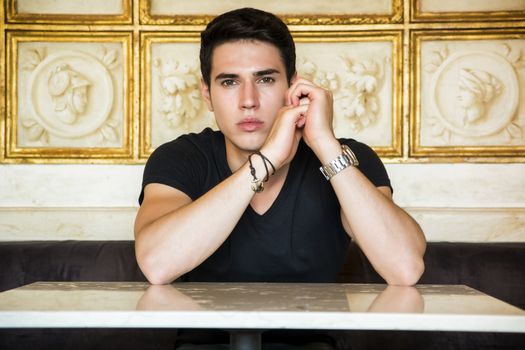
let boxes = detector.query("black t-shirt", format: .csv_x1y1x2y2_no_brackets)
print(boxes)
139,128,391,283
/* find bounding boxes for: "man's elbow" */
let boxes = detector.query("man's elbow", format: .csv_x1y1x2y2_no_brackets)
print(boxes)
143,269,173,285
136,249,185,285
137,255,169,284
388,256,425,286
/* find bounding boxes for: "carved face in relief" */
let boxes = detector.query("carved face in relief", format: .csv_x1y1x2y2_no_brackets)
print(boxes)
72,86,88,114
456,86,477,109
456,68,501,126
48,64,90,124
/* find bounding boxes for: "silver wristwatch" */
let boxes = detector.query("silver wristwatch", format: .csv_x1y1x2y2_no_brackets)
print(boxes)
319,144,359,180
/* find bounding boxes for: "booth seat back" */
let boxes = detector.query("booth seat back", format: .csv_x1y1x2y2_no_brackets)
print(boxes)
1,240,524,350
1,240,524,310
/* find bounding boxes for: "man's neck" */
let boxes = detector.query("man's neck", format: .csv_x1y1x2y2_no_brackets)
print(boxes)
225,144,251,173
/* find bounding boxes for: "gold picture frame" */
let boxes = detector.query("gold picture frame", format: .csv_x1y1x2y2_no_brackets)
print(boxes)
4,31,134,163
410,0,525,23
410,29,525,158
140,31,403,159
6,0,132,24
139,0,403,25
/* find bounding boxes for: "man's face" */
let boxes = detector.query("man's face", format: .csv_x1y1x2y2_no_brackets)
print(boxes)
201,40,290,159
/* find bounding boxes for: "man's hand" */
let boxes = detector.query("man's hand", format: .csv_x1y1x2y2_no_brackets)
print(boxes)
261,77,338,170
286,78,337,155
259,100,308,170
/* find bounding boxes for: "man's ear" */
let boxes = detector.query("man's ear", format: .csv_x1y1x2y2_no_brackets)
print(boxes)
200,78,214,112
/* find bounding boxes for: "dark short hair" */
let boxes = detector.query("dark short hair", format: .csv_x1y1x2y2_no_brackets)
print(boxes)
200,7,296,87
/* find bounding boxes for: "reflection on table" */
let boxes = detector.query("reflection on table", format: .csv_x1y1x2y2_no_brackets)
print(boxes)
136,283,425,313
0,282,523,333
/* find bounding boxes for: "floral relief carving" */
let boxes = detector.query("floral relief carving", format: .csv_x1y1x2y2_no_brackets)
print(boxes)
154,58,202,129
21,46,119,145
298,55,385,132
148,41,219,150
423,44,524,142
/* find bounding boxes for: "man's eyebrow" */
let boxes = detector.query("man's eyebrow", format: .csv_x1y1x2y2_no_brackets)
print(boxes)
214,69,280,81
254,69,280,77
214,73,238,81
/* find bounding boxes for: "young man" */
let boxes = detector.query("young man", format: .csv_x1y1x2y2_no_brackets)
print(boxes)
135,8,425,287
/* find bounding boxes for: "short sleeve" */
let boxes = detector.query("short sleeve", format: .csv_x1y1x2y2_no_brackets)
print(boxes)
341,139,393,193
138,136,207,205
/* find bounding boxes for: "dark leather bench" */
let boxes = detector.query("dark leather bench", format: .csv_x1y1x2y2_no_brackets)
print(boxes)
1,240,524,349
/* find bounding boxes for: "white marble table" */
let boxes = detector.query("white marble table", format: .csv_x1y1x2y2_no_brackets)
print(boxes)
1,282,524,349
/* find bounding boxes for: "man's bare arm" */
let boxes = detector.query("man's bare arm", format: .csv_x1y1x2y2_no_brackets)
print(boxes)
134,102,308,285
135,162,258,284
329,156,426,286
286,78,426,286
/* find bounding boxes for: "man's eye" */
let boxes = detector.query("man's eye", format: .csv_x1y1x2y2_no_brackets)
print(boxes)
220,79,237,87
259,77,275,84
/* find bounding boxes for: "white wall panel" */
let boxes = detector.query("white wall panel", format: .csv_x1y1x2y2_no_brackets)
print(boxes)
1,163,524,242
1,206,524,242
2,164,524,208
0,165,143,207
387,164,525,208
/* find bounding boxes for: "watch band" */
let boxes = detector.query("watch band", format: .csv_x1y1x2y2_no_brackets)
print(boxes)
319,144,359,180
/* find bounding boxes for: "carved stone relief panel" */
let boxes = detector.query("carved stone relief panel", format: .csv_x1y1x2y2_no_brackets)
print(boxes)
7,32,132,160
412,0,525,22
7,0,132,24
140,32,402,157
141,0,402,25
412,30,525,157
141,34,216,156
295,33,402,156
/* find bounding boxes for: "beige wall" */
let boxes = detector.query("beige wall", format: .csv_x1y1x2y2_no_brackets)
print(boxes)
1,0,524,242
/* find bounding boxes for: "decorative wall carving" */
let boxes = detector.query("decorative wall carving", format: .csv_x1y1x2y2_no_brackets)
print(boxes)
141,0,402,25
140,33,402,157
141,34,216,156
6,32,133,159
411,0,525,22
296,33,402,156
412,30,525,157
1,1,524,163
24,51,116,144
7,0,132,24
154,58,203,129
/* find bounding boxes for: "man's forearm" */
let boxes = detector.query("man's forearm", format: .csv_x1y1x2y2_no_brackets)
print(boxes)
333,167,425,285
314,139,426,285
135,162,259,284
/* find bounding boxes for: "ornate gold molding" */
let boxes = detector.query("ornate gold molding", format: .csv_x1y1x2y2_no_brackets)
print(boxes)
0,4,5,162
139,0,403,26
293,31,403,157
7,0,132,24
410,29,525,158
410,0,525,23
4,31,134,163
139,31,403,159
140,32,202,158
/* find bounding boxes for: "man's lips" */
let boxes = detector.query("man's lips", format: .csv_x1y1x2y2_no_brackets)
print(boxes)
237,118,264,131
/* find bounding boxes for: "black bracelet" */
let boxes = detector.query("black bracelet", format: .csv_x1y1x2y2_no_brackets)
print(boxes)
247,151,276,193
248,154,257,182
256,151,276,179
248,154,264,193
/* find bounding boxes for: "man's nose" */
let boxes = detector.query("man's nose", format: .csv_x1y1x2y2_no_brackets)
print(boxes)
239,82,259,109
